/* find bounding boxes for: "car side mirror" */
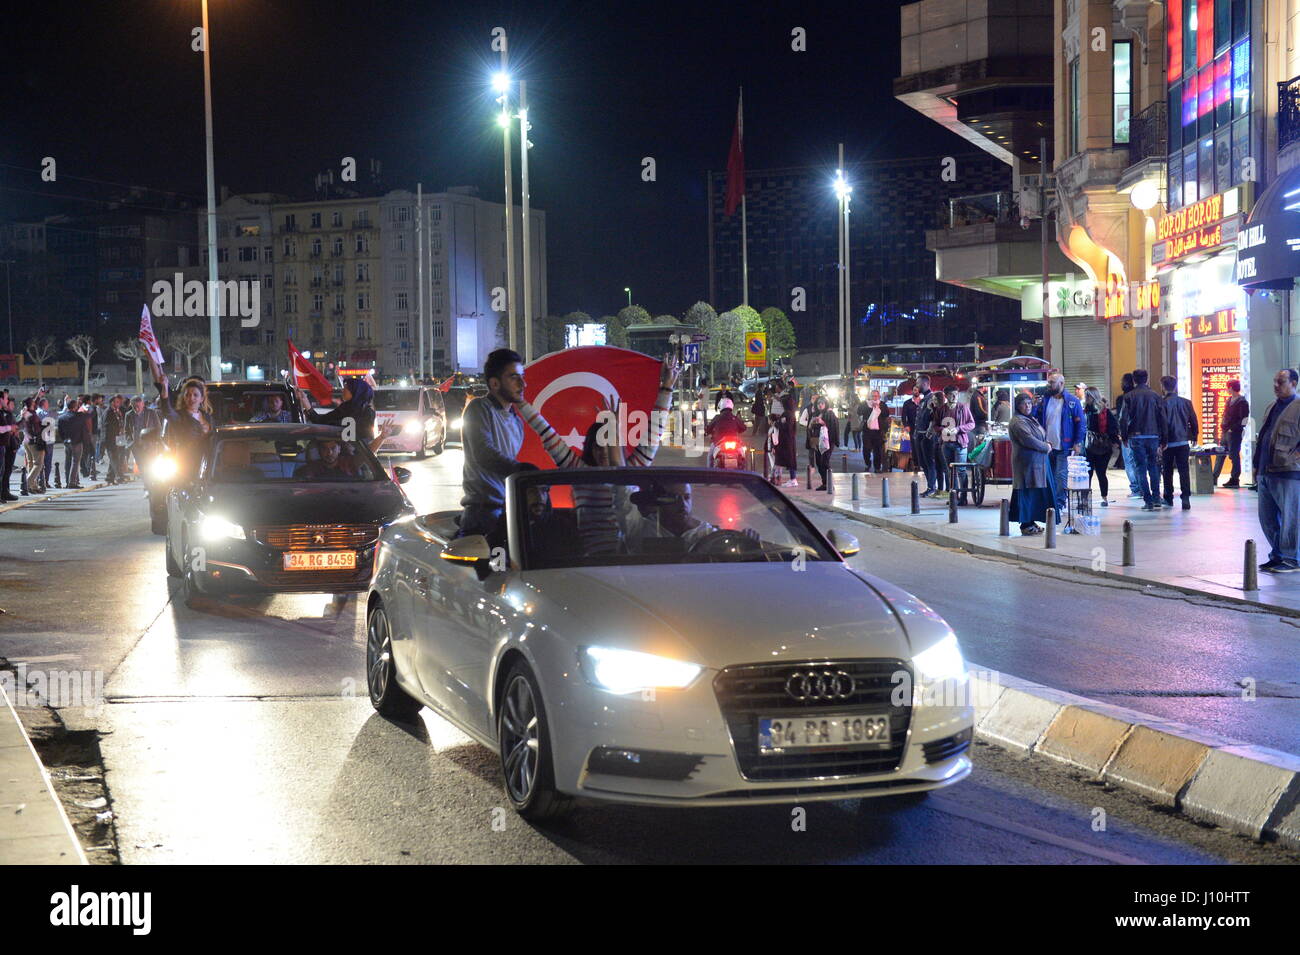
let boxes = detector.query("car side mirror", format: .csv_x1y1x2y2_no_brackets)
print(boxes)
441,535,491,563
825,528,860,558
393,466,412,485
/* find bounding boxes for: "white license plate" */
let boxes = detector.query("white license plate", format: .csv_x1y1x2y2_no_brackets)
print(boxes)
759,714,891,753
282,551,356,571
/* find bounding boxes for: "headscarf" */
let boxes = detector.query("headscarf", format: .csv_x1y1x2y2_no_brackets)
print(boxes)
345,376,374,408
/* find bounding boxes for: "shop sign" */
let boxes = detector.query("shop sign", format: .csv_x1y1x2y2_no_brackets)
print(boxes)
1097,276,1160,322
1235,214,1300,287
1177,307,1240,341
1152,189,1242,265
1020,280,1095,320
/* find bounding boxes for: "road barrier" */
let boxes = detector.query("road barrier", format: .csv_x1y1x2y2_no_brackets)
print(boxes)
880,477,890,508
999,498,1010,537
1045,509,1056,548
910,481,920,514
1122,520,1135,566
1243,539,1258,592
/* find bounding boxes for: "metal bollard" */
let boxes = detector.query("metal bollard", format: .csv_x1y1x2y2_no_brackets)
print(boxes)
881,477,891,509
910,480,920,514
999,498,1010,536
948,490,958,523
826,470,834,495
1122,520,1135,566
1243,539,1258,592
841,452,848,472
806,465,814,489
54,463,62,488
851,473,860,501
748,448,756,472
1045,509,1056,548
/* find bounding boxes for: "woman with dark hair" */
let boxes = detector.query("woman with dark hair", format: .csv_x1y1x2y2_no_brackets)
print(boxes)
297,376,384,454
1008,392,1057,535
1084,386,1116,505
803,395,839,491
1114,372,1141,496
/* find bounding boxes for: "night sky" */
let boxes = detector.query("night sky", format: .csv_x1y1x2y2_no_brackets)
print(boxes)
2,0,969,319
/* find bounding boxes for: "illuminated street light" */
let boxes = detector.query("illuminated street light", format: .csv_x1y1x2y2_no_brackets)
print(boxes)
624,287,632,307
492,65,517,351
833,151,852,380
492,71,511,94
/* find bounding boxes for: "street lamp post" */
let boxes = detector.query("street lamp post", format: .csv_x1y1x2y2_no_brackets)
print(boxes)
201,0,221,381
493,69,517,353
519,81,534,363
1,260,12,355
624,287,632,307
833,145,853,382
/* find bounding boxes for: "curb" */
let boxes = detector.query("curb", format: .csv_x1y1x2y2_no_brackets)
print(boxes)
0,478,114,515
0,684,88,865
969,667,1300,851
796,492,1300,620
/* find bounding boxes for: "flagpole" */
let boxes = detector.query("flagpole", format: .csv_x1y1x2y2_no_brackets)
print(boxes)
417,183,425,381
739,88,748,308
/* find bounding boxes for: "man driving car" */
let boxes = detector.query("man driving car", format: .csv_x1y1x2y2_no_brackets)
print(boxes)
294,439,358,480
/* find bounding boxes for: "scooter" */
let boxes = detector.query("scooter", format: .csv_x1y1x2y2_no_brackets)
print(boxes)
710,435,747,470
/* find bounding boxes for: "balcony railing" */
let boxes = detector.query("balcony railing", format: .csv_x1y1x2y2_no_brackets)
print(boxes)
1129,100,1168,164
1280,75,1300,152
351,220,371,230
946,191,1017,228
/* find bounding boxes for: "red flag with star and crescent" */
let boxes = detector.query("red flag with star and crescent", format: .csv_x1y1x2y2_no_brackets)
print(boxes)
724,89,744,217
287,339,333,404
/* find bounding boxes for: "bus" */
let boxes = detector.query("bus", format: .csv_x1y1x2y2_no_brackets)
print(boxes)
855,342,985,377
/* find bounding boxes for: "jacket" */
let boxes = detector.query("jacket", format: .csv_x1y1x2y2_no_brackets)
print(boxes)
1161,394,1198,445
1032,391,1087,452
705,410,747,442
1085,408,1116,453
0,407,18,451
1254,396,1300,474
1222,394,1249,437
936,400,975,448
1118,385,1166,440
1008,413,1051,489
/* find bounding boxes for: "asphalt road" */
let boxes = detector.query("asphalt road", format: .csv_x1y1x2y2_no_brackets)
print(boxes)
1,449,1296,864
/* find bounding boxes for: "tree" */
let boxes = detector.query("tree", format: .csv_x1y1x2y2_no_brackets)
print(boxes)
66,335,97,392
703,309,743,381
25,336,56,386
760,306,798,361
732,304,763,334
684,301,716,329
168,335,209,377
114,339,147,395
653,314,680,325
616,305,652,327
599,314,627,348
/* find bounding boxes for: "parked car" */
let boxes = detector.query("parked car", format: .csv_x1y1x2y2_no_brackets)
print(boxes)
373,385,446,458
365,467,974,819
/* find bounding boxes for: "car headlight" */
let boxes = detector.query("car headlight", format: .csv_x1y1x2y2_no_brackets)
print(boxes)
581,646,702,695
149,455,178,481
200,514,246,541
451,417,463,430
402,419,422,436
909,634,968,707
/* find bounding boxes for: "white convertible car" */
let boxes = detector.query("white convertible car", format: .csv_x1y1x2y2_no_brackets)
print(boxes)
365,468,973,820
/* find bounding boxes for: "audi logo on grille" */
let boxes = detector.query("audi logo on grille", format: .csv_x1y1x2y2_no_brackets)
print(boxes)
785,670,856,701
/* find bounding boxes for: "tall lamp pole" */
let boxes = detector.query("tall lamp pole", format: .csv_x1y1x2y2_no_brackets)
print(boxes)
624,287,632,307
201,0,221,380
494,68,517,353
1,260,12,355
834,145,853,382
519,82,534,362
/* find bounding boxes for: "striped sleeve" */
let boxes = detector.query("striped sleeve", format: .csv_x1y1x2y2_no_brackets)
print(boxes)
573,483,622,555
628,390,673,468
516,400,582,468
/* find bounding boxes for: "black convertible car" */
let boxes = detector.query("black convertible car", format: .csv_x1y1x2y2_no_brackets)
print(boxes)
164,423,414,604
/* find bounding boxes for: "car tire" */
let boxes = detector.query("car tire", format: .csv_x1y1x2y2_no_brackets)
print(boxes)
432,436,445,456
497,661,572,822
366,604,422,721
164,525,182,578
415,433,427,460
179,527,202,608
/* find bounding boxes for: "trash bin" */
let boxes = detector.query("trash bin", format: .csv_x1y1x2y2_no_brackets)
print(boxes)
1191,450,1217,495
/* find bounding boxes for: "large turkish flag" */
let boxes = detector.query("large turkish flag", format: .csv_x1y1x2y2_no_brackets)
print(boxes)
520,346,661,470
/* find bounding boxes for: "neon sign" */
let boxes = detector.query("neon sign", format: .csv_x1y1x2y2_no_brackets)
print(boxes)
1178,308,1239,341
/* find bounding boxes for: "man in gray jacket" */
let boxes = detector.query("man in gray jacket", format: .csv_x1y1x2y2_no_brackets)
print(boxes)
457,349,530,546
1160,376,1198,510
1255,369,1300,573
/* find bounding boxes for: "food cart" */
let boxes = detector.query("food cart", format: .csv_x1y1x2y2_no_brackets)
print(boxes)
963,356,1051,485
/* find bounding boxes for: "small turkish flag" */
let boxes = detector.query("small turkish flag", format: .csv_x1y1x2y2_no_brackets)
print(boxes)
520,346,661,471
287,339,333,404
436,374,456,393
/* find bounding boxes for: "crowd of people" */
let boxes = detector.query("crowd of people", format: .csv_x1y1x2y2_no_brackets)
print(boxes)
0,386,164,501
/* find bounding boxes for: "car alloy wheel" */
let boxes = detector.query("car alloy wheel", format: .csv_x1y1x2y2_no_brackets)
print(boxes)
497,663,571,821
365,605,421,720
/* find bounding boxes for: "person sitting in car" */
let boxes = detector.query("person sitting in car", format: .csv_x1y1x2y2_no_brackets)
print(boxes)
250,394,292,423
294,438,358,481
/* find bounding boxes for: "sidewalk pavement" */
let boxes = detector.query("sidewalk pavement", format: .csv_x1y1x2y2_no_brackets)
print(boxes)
0,683,87,864
0,475,113,515
781,451,1300,617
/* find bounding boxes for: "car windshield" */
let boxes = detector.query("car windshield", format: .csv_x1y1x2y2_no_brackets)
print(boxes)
374,390,420,411
208,436,386,483
518,472,837,569
208,388,296,425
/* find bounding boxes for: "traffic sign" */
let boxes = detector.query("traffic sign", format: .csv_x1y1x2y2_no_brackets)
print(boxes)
682,342,701,364
691,334,709,343
745,331,767,368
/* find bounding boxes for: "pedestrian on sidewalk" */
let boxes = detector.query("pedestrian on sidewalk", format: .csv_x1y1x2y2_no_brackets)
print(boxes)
1160,376,1197,510
1033,372,1086,516
1084,388,1116,506
845,399,862,452
1009,393,1057,535
1114,373,1143,498
902,387,924,473
1253,368,1300,573
35,396,54,490
104,395,128,485
0,393,20,502
1118,369,1167,511
913,375,941,496
860,389,887,473
991,389,1012,425
936,386,975,504
20,396,47,495
57,397,83,488
126,394,162,479
803,396,839,491
750,386,769,444
771,393,799,487
1219,380,1249,488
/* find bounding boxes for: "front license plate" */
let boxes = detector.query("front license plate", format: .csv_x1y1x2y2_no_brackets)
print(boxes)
282,551,356,571
759,714,891,753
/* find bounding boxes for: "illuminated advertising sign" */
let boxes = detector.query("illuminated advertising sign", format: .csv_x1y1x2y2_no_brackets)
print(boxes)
1177,308,1240,342
1152,190,1242,265
1236,215,1300,287
1192,340,1242,445
1097,276,1160,322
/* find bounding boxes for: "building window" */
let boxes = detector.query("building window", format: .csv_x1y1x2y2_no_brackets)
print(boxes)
264,245,272,262
357,320,370,340
283,268,296,286
432,262,441,282
333,266,343,284
1068,57,1080,154
335,321,345,339
355,234,369,253
312,321,323,339
311,238,322,256
393,205,410,222
335,293,344,311
356,263,370,282
311,212,321,228
332,211,342,227
432,288,444,311
1113,40,1131,144
397,320,408,340
283,214,296,231
394,232,406,253
283,239,295,257
313,293,324,312
357,292,370,310
264,273,272,289
332,237,343,256
395,263,407,283
431,205,442,223
284,293,297,313
395,291,409,310
264,328,275,346
433,320,445,339
431,232,441,252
